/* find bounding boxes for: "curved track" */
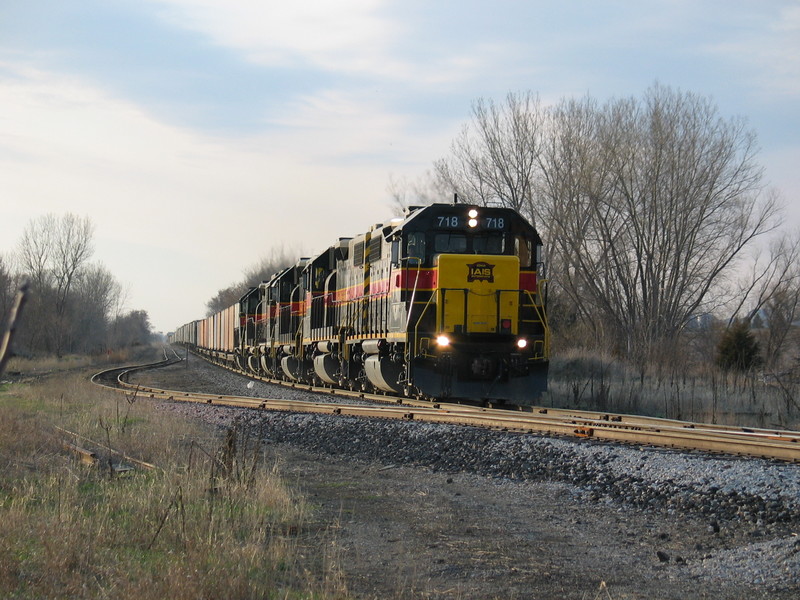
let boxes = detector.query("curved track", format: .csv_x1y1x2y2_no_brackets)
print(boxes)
90,346,182,389
91,351,800,463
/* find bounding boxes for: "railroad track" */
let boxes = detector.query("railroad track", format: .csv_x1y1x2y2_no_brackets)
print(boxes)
91,353,800,463
89,345,182,388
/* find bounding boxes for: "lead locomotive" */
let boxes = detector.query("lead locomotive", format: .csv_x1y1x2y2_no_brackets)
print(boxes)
172,202,549,404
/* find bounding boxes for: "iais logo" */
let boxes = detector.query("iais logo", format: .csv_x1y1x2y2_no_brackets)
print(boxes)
466,261,495,283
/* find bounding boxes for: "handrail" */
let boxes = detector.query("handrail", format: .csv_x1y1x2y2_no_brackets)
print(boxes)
523,285,549,359
410,294,436,360
404,257,423,329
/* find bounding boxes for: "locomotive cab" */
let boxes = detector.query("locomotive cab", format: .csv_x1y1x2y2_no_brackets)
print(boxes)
236,286,260,373
394,204,549,403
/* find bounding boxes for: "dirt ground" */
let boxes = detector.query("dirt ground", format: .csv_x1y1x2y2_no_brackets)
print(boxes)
270,444,792,600
137,356,799,600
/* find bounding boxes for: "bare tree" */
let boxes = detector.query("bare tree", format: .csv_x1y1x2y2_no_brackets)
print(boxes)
71,263,123,353
541,85,778,360
109,310,153,348
242,246,298,287
728,226,800,324
386,170,451,215
536,94,607,337
11,214,151,356
729,229,800,370
206,284,245,316
51,214,94,321
762,287,800,371
17,214,54,290
435,91,546,227
433,84,781,365
206,246,297,315
16,213,96,355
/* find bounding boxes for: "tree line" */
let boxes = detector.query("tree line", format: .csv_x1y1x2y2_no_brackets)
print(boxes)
205,246,298,316
1,214,153,357
396,83,799,375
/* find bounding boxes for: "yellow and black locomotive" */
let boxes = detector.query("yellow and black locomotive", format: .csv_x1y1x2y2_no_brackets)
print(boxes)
172,202,549,404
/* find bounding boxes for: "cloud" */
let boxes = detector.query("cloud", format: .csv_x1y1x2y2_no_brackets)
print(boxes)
702,3,800,100
0,60,449,330
143,0,523,93
3,0,797,330
146,0,396,74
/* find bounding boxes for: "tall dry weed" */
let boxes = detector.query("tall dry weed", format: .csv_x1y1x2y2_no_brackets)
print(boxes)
0,362,346,599
548,349,800,429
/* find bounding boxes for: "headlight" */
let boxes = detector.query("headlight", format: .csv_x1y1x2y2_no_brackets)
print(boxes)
516,338,528,349
436,335,451,347
468,208,478,218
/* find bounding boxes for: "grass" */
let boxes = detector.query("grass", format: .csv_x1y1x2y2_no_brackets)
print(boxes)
4,353,98,375
0,354,347,599
546,350,800,429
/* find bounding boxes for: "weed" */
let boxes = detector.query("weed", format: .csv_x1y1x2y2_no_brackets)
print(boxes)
548,350,800,428
0,355,347,599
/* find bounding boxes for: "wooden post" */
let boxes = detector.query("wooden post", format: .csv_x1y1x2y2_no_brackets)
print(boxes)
0,280,30,379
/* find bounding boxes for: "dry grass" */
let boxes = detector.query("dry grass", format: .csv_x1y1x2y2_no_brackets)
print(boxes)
4,353,97,376
2,349,140,383
0,362,346,599
547,349,800,429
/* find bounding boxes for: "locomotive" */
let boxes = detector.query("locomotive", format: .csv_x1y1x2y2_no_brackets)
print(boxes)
171,202,549,404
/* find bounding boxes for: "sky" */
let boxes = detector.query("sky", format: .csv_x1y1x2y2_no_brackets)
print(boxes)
1,0,798,334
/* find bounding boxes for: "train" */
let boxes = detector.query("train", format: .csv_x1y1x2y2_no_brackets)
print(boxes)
170,201,549,405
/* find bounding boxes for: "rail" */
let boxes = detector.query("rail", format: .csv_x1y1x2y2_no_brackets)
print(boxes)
91,353,800,464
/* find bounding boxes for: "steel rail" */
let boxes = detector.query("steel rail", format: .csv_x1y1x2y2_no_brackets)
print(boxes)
524,405,800,439
93,358,800,463
202,355,795,439
203,355,800,448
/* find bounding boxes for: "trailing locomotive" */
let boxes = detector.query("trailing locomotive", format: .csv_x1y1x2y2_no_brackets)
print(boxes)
171,202,549,404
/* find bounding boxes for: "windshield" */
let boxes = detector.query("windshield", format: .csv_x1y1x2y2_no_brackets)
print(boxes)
434,233,467,253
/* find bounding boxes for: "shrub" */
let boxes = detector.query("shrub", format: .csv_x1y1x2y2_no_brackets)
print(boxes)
716,320,762,372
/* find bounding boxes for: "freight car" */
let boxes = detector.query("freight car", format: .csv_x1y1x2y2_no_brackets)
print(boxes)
172,202,549,404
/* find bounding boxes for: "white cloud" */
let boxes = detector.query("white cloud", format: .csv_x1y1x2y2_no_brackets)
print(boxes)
775,4,800,32
0,62,443,331
146,0,397,74
261,89,411,163
765,4,800,97
762,144,800,225
143,0,514,91
4,0,796,331
702,3,800,100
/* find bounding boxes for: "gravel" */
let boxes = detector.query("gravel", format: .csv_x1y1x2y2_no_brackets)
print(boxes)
134,357,800,594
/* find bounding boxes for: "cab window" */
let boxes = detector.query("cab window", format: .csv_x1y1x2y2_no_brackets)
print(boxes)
434,233,467,253
313,267,326,290
473,233,505,254
406,232,426,262
515,236,532,267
